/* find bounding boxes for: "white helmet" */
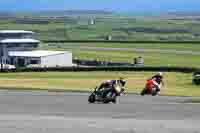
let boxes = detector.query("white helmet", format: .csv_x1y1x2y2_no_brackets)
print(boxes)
157,72,163,76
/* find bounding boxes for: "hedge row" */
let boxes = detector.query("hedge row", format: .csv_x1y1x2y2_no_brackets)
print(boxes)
1,66,198,73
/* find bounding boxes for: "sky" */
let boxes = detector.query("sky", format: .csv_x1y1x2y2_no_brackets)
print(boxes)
1,0,200,13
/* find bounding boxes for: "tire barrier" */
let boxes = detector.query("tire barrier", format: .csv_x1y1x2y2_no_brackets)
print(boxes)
73,59,136,67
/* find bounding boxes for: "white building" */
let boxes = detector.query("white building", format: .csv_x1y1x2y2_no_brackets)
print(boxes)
9,50,73,67
0,30,40,66
0,30,73,68
0,30,39,51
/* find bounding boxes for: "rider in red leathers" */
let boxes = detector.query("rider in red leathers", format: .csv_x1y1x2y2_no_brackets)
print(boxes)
142,72,164,95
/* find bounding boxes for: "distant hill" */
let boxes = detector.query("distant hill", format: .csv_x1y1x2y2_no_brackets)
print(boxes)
0,12,15,17
24,10,113,17
40,10,111,15
2,10,200,18
167,12,200,17
0,10,113,18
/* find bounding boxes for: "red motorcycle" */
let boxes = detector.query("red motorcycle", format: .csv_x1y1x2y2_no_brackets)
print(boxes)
140,79,161,96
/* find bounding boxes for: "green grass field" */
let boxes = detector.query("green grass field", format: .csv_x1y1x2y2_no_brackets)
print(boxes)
39,43,200,67
43,42,200,67
71,49,200,67
0,71,199,97
1,16,200,96
1,17,200,41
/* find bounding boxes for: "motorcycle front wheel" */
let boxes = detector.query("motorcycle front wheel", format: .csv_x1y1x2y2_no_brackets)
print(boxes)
112,98,117,104
88,93,96,103
140,88,147,96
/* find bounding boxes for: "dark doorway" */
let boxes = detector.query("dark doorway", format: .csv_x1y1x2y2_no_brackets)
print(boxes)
18,58,25,67
10,58,14,65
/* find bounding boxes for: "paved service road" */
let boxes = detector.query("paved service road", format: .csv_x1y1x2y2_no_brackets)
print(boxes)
0,90,200,133
64,46,200,55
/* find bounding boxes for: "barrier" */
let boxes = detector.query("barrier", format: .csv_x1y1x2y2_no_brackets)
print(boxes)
73,59,135,66
1,66,198,73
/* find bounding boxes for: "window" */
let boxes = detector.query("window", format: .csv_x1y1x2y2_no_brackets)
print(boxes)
30,60,39,64
7,43,20,48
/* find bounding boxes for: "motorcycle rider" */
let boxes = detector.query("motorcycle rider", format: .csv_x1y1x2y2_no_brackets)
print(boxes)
152,72,164,88
145,72,164,94
97,77,126,97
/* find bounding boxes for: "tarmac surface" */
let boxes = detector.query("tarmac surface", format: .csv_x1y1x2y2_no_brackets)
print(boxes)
0,90,200,133
65,46,200,55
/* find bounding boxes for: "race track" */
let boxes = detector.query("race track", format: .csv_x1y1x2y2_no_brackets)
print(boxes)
0,90,200,133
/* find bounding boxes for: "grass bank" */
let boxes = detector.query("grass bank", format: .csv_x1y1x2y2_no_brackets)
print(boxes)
0,71,199,97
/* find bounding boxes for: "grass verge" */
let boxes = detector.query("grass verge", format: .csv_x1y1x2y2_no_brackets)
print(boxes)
0,71,199,97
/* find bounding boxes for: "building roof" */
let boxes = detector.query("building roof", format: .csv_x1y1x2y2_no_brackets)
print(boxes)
0,30,35,34
9,50,70,57
0,38,40,44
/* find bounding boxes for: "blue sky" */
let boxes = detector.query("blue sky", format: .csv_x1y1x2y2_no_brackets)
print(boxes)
1,0,200,13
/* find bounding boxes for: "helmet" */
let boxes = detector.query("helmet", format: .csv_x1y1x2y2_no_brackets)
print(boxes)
157,72,163,76
119,77,126,86
155,72,163,78
154,72,163,80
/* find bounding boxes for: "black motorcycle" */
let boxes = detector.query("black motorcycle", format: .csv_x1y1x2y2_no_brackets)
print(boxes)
88,85,123,104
